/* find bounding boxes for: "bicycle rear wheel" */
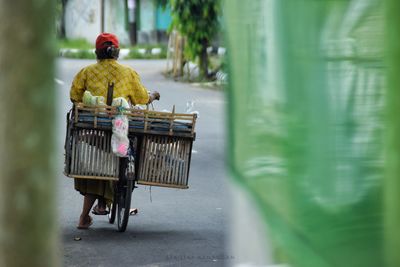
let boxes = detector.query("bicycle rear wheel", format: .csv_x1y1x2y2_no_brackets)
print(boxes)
117,179,133,232
114,142,136,232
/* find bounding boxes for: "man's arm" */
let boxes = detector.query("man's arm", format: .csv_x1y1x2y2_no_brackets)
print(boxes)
129,70,150,105
70,68,86,103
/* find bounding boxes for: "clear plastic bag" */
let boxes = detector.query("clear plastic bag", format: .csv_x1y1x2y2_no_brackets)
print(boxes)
111,115,129,157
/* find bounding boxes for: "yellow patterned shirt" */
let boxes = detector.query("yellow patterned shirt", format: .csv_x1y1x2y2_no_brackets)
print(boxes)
70,59,149,105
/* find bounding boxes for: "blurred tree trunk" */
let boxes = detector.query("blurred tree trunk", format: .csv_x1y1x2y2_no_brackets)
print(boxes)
0,1,58,267
60,0,69,38
101,0,105,32
198,39,209,79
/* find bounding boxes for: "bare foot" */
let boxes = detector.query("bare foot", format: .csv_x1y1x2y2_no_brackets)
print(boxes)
77,215,93,229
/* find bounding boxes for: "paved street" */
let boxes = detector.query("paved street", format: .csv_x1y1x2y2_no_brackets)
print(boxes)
55,59,230,267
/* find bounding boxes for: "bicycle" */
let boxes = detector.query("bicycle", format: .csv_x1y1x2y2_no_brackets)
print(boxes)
64,103,197,232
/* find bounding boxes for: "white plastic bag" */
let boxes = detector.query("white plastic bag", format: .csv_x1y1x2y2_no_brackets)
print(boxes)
112,115,129,136
111,115,129,157
112,97,130,109
111,134,129,157
83,91,105,106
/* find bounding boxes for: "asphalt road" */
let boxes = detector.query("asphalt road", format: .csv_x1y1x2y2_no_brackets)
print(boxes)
55,59,230,267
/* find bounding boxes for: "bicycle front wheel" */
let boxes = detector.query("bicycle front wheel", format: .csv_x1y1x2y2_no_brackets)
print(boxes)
108,189,117,224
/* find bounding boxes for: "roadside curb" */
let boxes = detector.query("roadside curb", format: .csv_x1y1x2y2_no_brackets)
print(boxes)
58,47,165,59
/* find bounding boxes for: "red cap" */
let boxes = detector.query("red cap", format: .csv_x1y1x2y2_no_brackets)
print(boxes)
95,33,119,49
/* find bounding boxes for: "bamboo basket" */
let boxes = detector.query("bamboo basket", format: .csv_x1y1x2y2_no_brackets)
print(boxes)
65,128,120,181
72,103,196,139
138,135,193,189
64,103,197,188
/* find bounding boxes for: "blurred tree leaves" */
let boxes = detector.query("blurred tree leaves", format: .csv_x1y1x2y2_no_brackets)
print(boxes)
155,0,221,79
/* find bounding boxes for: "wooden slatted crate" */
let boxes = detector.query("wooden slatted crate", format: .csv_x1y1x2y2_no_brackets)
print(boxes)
64,104,197,188
65,128,120,181
73,103,196,139
138,135,193,189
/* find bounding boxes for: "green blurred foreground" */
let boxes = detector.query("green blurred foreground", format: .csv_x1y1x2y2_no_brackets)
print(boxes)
225,0,399,266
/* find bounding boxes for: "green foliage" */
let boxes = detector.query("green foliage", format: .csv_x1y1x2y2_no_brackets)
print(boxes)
169,0,221,77
57,38,93,50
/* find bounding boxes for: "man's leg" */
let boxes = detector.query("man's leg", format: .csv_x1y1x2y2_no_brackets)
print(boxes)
78,194,96,228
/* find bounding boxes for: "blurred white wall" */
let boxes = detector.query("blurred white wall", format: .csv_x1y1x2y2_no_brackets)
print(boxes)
65,0,130,45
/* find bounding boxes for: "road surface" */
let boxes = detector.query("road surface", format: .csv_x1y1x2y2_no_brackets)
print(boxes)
55,59,231,267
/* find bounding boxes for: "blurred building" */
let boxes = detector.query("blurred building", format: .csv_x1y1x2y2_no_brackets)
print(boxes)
136,0,171,44
64,0,171,45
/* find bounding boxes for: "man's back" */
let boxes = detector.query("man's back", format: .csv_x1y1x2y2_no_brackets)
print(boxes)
70,59,149,105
